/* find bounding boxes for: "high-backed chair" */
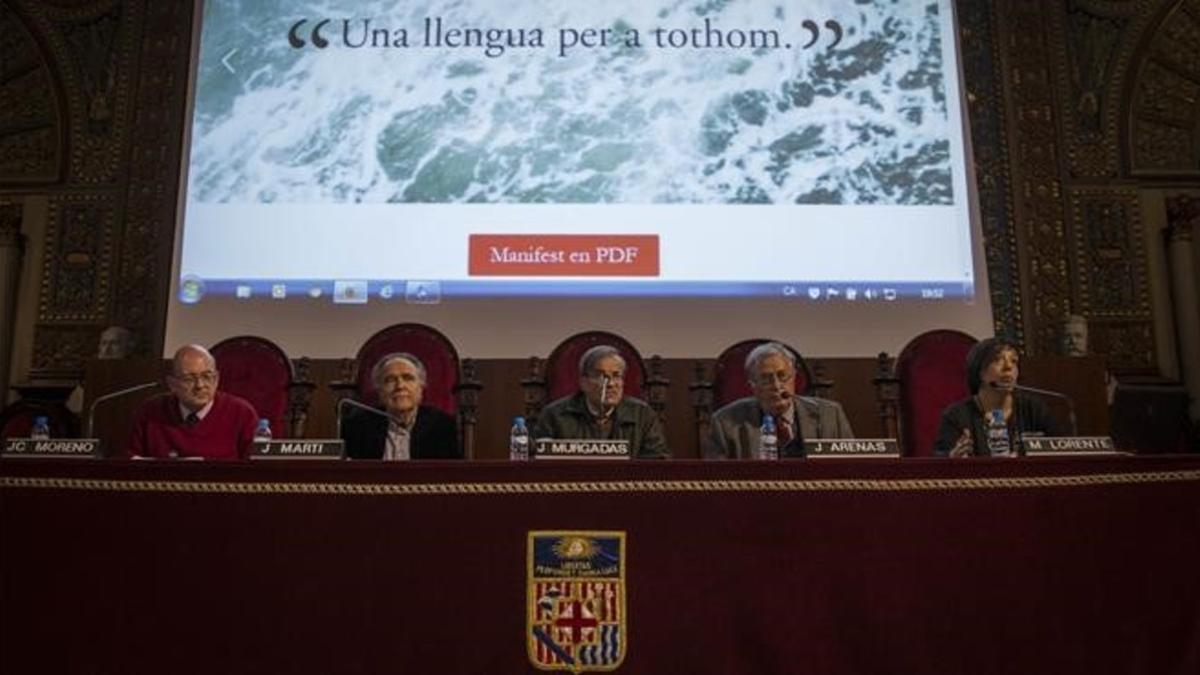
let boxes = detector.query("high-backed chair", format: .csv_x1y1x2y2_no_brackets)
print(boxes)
211,336,314,439
521,331,668,425
691,338,825,447
0,400,77,441
330,323,481,457
875,329,978,456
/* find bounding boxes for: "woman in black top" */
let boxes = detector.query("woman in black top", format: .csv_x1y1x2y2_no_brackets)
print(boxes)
933,337,1064,457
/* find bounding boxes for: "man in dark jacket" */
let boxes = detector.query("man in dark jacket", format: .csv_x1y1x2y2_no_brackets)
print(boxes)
340,352,460,460
532,345,668,458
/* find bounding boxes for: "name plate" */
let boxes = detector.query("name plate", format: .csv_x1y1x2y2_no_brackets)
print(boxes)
1021,436,1120,456
534,438,631,460
3,438,101,458
804,438,900,458
249,439,345,460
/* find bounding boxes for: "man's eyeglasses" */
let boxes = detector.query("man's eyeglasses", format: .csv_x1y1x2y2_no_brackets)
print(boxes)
171,371,217,387
753,370,794,386
585,372,624,384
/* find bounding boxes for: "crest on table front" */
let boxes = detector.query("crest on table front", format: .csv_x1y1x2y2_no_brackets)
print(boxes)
527,531,626,672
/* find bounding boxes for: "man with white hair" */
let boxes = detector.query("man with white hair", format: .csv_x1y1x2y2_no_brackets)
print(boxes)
340,352,460,460
128,344,259,459
703,342,853,459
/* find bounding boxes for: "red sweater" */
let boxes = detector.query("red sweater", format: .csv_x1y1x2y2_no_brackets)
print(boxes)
128,391,258,460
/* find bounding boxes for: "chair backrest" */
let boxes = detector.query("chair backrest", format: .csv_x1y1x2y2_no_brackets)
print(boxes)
211,336,296,438
895,329,978,456
713,339,814,409
354,323,460,414
0,400,76,442
546,331,646,401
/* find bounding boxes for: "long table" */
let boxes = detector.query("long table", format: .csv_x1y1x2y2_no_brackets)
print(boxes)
3,456,1198,674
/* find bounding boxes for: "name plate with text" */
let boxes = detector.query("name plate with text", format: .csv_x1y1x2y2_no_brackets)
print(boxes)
804,439,900,459
3,438,101,458
1021,436,1120,456
249,440,345,460
534,438,630,460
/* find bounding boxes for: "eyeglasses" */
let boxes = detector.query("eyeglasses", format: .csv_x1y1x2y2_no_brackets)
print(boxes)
171,371,217,387
585,372,624,384
753,370,795,386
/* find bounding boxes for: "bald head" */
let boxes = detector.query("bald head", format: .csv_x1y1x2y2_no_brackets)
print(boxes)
167,344,219,412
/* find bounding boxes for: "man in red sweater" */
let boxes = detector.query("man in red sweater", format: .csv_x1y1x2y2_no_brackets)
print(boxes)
128,344,258,459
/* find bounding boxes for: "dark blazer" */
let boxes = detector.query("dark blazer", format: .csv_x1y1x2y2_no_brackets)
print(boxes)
932,395,1064,456
340,404,461,460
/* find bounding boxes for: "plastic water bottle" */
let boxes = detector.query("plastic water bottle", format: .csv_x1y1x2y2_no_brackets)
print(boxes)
30,415,51,441
509,416,530,461
987,409,1010,457
759,414,778,460
254,418,273,443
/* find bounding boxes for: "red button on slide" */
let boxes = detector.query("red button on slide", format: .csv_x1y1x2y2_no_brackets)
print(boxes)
469,235,660,277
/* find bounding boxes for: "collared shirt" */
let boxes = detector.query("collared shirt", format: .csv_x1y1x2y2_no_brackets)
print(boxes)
383,409,417,461
179,400,214,424
383,421,411,461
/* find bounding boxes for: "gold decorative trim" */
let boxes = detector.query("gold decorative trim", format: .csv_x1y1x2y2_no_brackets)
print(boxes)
2,470,1198,496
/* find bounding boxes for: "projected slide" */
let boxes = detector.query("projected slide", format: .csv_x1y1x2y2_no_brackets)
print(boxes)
178,0,975,303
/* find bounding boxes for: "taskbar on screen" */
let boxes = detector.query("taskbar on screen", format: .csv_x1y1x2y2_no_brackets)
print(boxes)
176,277,976,305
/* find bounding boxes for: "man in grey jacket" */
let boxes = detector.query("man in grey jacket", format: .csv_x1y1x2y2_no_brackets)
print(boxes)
703,342,854,459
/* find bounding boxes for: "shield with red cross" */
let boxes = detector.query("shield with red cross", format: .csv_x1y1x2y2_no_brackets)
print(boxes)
527,531,626,672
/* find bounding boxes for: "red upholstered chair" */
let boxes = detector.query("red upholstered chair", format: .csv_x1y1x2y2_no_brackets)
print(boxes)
877,329,978,456
331,323,481,457
211,336,314,439
0,382,79,441
522,331,667,424
0,400,77,441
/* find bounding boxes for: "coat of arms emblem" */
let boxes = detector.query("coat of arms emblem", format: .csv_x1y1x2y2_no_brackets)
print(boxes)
527,531,626,672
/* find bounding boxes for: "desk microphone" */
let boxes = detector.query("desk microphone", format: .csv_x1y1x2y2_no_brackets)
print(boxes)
599,375,612,419
987,381,1078,435
85,382,159,437
336,397,404,438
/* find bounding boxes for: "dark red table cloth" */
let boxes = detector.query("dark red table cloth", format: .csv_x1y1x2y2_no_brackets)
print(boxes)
3,456,1198,674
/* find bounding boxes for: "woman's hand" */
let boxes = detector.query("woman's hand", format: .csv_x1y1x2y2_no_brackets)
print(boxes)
949,428,973,458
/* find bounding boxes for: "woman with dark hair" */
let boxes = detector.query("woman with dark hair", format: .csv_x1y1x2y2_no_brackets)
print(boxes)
933,337,1065,457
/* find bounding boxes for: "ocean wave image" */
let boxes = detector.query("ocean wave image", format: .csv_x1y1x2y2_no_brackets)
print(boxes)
189,0,954,205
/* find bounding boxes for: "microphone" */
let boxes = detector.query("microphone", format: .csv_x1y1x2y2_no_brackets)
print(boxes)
599,375,611,419
987,381,1078,435
336,397,404,439
86,382,159,437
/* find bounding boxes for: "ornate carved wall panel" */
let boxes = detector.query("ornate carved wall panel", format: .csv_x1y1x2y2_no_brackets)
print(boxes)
113,0,191,341
957,0,1023,343
1067,187,1155,369
1052,0,1150,178
0,1,65,183
1129,0,1200,175
0,0,187,379
37,191,116,325
14,0,138,186
994,1,1074,356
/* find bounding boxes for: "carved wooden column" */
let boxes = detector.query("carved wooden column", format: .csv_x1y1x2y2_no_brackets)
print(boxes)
0,203,24,405
1164,196,1200,425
